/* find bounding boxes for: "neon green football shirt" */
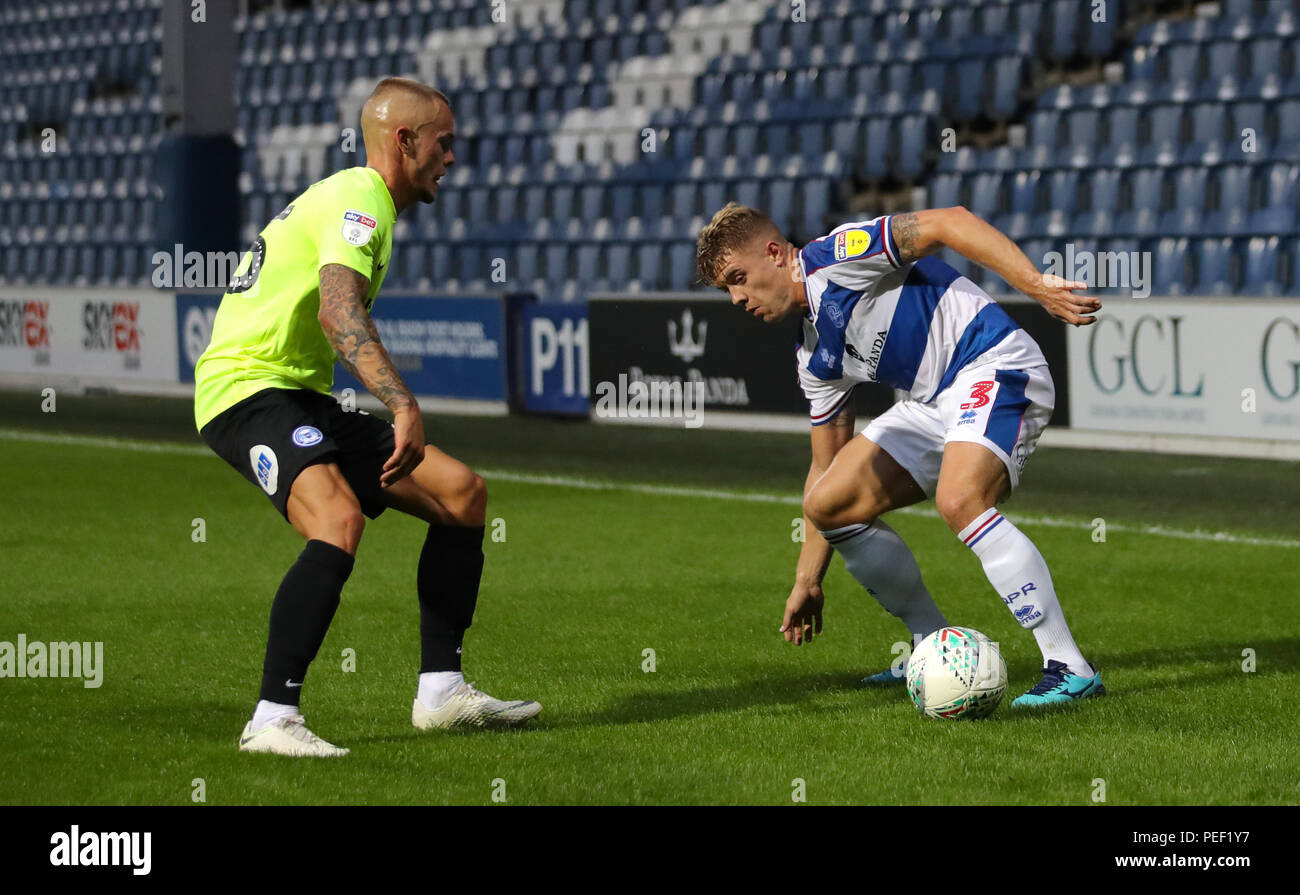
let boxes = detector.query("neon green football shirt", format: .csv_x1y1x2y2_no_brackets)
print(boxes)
193,166,396,430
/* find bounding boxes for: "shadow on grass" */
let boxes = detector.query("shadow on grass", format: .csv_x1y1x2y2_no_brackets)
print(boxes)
1081,638,1300,697
540,670,905,730
161,639,1299,746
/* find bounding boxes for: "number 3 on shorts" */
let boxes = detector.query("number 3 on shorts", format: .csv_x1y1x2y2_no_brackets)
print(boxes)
960,380,996,410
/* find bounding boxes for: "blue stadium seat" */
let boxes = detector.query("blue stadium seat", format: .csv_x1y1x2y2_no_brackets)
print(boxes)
1275,99,1300,149
1150,237,1191,294
1195,237,1237,294
1147,104,1184,144
990,56,1027,119
1163,42,1201,85
770,180,794,235
1074,169,1122,235
897,116,930,180
863,118,891,181
1048,0,1079,63
669,242,696,290
1242,235,1283,295
1246,37,1284,90
930,173,961,209
1030,110,1062,149
1206,41,1243,82
575,244,599,287
1217,164,1255,217
1229,101,1266,153
798,178,831,241
1253,164,1299,234
969,172,1004,216
1081,0,1119,57
1117,168,1166,235
953,58,986,121
1009,171,1040,215
544,243,569,288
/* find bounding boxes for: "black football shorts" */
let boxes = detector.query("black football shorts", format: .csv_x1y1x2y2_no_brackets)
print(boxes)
200,387,396,520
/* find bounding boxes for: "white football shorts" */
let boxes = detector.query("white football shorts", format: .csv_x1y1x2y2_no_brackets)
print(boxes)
861,363,1055,496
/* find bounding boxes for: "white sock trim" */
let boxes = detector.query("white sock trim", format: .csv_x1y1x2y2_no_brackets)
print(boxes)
958,507,1003,547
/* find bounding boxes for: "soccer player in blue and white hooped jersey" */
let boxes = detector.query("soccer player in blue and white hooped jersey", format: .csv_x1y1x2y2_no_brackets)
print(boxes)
696,203,1106,707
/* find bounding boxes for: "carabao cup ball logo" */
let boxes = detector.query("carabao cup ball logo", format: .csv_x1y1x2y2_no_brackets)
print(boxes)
292,426,324,447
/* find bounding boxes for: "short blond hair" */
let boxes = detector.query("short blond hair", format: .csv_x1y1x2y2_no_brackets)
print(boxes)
695,202,780,288
367,77,450,112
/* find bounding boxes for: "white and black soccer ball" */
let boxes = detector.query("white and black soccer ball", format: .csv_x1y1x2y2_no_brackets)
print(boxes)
906,627,1007,720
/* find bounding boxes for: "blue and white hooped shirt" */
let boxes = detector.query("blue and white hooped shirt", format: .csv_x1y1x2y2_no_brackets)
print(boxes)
796,216,1045,425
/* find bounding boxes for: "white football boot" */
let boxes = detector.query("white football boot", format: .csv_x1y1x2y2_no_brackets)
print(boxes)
412,681,541,730
238,714,349,757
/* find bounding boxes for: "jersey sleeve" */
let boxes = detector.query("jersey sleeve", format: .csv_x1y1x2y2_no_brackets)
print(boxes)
798,216,900,292
315,182,392,279
797,347,856,426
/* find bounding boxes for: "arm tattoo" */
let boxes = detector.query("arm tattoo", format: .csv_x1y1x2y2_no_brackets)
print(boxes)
890,212,931,265
826,406,856,430
318,263,414,412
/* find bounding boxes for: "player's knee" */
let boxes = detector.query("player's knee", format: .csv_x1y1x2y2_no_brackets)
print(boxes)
804,482,856,531
446,469,486,526
935,487,988,534
805,480,889,532
326,501,366,553
802,484,834,531
464,472,487,526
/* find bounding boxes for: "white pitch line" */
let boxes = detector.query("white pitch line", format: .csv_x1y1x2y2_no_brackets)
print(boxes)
0,427,211,455
3,427,1297,550
479,469,1300,550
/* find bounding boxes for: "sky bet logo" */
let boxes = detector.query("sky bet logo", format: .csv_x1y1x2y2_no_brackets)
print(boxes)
83,301,141,361
0,300,51,362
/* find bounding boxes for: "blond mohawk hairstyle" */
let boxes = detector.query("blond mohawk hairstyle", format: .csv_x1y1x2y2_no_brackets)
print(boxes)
695,202,779,288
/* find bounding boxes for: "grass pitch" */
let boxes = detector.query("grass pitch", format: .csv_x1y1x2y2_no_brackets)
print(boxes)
0,389,1296,805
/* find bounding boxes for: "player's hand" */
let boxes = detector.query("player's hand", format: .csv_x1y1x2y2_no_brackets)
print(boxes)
1023,274,1101,326
382,405,425,487
780,582,825,645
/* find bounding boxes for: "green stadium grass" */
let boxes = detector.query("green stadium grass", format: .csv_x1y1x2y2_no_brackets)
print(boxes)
0,389,1296,804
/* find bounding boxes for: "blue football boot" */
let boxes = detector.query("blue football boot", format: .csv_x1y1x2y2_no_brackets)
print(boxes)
1012,659,1106,707
860,667,906,686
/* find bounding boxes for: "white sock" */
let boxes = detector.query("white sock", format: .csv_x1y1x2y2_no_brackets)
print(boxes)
418,671,465,709
249,699,299,732
958,508,1094,677
821,520,948,643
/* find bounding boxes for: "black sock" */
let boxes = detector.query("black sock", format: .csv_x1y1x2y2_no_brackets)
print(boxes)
259,539,355,705
418,524,485,673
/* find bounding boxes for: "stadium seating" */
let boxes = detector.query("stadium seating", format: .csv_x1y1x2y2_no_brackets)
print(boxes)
2,0,1298,295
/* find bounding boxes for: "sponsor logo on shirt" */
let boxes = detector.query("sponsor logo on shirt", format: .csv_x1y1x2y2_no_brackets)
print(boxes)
342,210,378,246
833,229,872,261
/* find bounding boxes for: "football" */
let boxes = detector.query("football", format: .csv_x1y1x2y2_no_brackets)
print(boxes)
906,627,1008,720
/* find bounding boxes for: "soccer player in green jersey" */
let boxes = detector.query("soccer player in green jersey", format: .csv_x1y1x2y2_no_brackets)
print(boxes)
195,78,540,757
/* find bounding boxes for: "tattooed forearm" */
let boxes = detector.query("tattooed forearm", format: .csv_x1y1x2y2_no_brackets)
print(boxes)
890,212,935,265
825,406,856,430
318,263,415,412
